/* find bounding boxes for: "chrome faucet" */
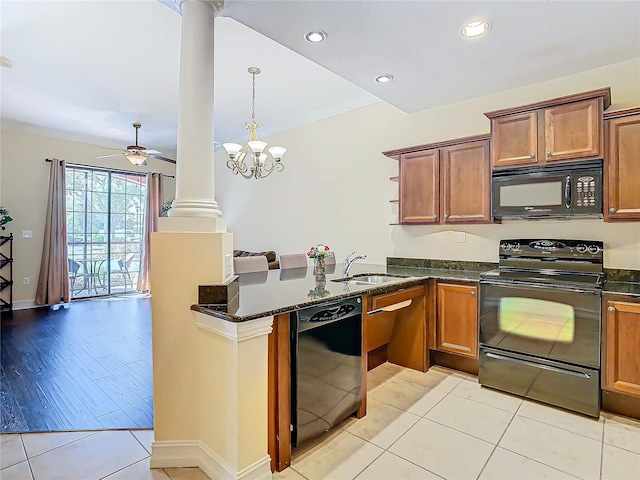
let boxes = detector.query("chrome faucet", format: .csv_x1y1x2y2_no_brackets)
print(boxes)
343,252,367,276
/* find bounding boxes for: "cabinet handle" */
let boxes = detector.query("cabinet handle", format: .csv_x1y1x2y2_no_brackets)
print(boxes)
368,299,413,316
444,214,449,220
546,151,553,157
470,291,475,296
609,208,617,214
433,215,438,220
608,306,615,312
529,153,535,158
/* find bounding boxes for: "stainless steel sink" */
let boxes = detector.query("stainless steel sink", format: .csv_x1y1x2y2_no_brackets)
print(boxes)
332,273,408,285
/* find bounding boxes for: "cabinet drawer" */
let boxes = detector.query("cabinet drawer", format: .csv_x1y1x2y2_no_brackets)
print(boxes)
370,285,425,311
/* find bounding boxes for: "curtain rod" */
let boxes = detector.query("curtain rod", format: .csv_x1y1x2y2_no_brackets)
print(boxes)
45,158,175,178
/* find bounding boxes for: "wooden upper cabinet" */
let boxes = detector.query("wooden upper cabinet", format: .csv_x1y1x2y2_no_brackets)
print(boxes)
491,112,538,168
485,88,610,170
604,109,640,221
604,299,640,397
386,134,492,225
544,98,603,163
399,149,439,224
441,140,491,223
435,282,478,358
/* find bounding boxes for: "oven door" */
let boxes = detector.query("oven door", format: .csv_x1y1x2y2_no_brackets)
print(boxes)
479,280,601,368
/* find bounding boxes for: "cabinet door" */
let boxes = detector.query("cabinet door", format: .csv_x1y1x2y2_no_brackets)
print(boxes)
544,98,603,163
605,113,640,221
491,112,538,168
367,286,427,372
441,140,491,223
604,300,640,396
436,283,478,358
399,149,439,223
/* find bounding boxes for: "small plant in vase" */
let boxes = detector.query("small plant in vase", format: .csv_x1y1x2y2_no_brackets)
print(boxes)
0,207,13,232
307,244,331,275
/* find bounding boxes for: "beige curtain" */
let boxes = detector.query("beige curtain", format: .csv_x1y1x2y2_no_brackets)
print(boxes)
35,159,69,305
137,173,163,292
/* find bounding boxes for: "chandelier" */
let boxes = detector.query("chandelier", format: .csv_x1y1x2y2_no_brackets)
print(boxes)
223,67,286,179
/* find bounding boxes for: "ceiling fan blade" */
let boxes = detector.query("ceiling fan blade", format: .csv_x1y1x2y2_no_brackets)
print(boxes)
98,145,123,151
144,149,161,154
96,153,124,159
149,154,176,164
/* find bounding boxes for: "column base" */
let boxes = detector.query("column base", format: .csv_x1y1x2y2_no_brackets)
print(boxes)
158,216,227,233
168,198,223,219
150,441,271,480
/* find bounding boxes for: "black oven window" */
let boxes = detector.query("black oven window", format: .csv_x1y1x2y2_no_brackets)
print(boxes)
499,297,575,342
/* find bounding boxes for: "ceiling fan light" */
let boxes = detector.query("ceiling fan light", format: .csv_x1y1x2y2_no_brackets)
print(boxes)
461,20,489,37
126,153,148,165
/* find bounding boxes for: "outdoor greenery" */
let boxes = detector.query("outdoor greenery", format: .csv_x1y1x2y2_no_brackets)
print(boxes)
66,168,146,253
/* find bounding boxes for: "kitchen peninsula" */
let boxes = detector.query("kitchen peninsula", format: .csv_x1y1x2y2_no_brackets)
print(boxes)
189,258,640,474
191,262,488,322
191,260,494,472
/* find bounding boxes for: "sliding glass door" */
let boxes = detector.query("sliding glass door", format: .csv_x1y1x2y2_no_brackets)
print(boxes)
66,166,146,299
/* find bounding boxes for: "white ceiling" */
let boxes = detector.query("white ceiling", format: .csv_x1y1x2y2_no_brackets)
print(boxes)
1,0,639,159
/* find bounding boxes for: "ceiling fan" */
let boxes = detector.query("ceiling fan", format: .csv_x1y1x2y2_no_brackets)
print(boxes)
96,123,176,166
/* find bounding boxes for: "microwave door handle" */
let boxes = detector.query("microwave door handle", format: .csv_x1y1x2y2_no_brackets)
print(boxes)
565,176,571,209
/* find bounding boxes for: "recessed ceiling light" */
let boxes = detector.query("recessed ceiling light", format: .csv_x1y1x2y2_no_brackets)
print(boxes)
460,20,490,37
305,30,327,43
375,74,394,83
1,56,14,68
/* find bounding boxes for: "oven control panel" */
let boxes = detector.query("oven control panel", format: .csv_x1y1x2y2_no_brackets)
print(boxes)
499,239,603,261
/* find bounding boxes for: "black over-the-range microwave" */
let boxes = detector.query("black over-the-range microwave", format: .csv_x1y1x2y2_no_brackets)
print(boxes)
491,160,603,219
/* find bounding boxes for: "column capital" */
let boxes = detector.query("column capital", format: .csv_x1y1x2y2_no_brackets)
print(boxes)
176,0,224,16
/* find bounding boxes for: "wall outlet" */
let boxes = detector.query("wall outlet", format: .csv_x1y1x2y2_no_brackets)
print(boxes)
225,254,233,277
22,230,32,238
23,277,30,285
457,232,466,243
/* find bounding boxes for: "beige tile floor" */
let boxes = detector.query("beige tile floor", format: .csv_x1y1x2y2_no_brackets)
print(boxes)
277,363,640,480
1,363,639,480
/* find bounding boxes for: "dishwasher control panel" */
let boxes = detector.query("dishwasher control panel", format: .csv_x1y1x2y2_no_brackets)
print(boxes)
297,297,362,323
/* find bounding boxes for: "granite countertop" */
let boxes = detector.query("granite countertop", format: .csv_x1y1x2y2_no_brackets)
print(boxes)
603,281,640,298
191,262,489,322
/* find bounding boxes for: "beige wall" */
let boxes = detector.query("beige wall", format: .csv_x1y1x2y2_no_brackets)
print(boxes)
0,129,176,304
215,58,640,270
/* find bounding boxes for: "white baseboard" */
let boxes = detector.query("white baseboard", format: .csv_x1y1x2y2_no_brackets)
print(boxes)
151,440,271,480
12,299,36,310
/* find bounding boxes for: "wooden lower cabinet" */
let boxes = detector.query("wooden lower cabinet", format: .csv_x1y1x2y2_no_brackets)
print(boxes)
268,313,292,472
435,282,478,358
603,298,640,398
364,285,427,372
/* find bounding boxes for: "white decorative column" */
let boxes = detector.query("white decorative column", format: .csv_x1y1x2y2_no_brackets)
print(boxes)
169,0,223,219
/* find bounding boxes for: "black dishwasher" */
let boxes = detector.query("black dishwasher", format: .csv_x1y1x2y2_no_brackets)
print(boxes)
290,296,363,448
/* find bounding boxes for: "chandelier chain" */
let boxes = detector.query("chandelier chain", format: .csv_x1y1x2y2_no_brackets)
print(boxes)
251,71,256,124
